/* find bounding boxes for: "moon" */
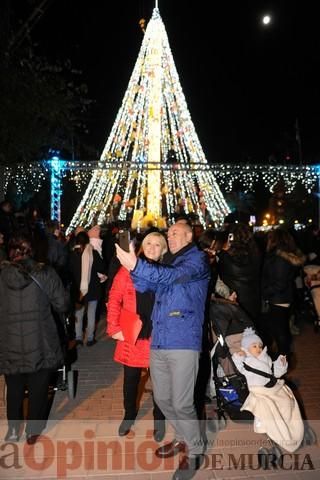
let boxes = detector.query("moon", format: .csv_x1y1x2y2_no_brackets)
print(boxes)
262,15,272,25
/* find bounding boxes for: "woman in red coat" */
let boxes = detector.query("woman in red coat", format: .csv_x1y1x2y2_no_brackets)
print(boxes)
107,232,168,438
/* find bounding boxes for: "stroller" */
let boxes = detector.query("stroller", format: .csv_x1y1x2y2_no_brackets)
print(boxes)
50,312,77,400
208,298,253,423
208,298,316,469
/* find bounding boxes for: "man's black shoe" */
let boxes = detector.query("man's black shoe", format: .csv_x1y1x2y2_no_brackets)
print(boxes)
26,433,41,445
4,426,20,442
75,339,83,346
86,339,97,347
155,439,186,458
172,454,204,480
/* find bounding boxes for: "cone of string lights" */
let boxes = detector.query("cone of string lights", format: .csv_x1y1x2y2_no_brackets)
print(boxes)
67,6,230,233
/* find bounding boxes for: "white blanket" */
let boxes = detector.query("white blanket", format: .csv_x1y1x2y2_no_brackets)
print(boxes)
241,380,304,452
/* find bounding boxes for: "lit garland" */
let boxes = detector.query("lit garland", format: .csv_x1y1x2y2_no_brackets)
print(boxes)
4,163,47,195
211,164,318,194
3,161,319,207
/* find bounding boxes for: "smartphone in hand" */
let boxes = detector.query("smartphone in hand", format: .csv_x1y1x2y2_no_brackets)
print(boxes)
118,230,130,252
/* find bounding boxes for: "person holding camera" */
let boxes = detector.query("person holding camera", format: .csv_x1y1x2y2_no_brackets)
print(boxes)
107,231,168,439
116,222,210,480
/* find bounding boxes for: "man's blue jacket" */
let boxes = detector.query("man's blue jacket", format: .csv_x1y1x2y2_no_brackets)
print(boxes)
131,243,210,351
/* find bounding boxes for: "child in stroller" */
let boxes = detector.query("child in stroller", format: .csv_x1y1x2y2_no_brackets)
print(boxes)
232,327,304,453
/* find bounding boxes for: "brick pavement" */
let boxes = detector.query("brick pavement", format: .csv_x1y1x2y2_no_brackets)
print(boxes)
0,316,320,479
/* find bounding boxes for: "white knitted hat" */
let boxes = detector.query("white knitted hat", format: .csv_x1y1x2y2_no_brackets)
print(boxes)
241,327,262,350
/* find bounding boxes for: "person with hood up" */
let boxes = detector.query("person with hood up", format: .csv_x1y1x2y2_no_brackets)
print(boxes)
0,234,69,444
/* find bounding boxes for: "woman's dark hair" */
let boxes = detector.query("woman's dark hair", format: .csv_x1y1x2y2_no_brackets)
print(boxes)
198,229,218,250
8,234,33,261
227,223,259,257
266,228,298,254
75,231,90,247
198,229,229,251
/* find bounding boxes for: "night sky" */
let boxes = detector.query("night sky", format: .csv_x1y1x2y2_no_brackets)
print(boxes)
11,0,320,165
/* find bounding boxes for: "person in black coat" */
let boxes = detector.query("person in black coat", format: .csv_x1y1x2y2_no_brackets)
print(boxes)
0,234,69,444
0,200,15,244
218,223,261,324
69,231,106,346
261,229,305,359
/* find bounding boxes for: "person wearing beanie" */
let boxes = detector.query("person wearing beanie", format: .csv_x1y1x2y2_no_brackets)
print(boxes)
232,327,287,387
232,327,304,453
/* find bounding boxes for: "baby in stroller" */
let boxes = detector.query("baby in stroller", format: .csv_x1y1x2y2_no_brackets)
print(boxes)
232,327,304,453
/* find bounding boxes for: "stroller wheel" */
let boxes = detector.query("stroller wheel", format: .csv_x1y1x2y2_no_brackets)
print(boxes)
303,425,317,446
206,416,226,433
218,417,226,430
67,370,76,399
257,447,270,469
206,418,219,433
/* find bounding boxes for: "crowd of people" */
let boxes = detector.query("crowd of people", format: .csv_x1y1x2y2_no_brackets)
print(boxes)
0,198,319,479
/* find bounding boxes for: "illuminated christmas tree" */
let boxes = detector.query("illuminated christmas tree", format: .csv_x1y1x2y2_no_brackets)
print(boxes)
68,6,230,232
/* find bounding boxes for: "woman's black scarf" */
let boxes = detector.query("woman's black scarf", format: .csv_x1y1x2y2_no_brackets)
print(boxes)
135,253,155,339
136,290,154,339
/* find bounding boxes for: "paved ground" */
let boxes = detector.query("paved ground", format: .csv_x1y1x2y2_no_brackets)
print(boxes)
0,315,320,480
